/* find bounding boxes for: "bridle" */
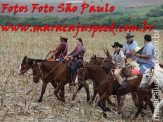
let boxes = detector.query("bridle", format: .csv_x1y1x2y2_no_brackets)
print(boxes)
140,68,155,88
21,59,32,74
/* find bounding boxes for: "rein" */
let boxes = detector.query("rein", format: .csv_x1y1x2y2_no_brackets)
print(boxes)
41,59,65,80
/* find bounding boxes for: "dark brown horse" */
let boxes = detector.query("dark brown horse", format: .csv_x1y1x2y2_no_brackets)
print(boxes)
18,56,59,102
19,56,91,102
72,55,116,106
77,62,125,117
97,50,154,119
32,60,70,102
72,55,104,101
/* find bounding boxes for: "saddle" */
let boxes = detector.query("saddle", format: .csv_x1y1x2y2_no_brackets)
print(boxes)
122,66,141,81
47,58,55,61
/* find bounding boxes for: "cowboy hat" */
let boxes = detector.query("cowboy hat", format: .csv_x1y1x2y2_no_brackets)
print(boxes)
60,36,68,41
134,46,145,55
112,42,123,48
134,46,141,52
126,33,134,38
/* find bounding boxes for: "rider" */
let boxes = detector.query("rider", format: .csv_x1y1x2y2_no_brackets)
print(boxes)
112,42,126,88
136,34,155,73
51,36,68,61
124,33,138,61
66,38,86,86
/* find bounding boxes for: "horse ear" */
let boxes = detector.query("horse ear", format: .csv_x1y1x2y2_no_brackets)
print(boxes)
94,55,96,60
106,49,111,58
33,61,36,65
104,49,107,56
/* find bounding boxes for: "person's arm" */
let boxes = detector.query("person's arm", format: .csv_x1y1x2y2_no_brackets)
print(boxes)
136,54,151,59
125,49,135,55
123,50,126,55
72,46,84,58
119,51,125,68
120,57,125,68
136,45,153,59
68,50,74,56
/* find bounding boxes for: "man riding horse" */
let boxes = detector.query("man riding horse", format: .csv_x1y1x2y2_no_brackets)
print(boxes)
50,36,68,61
124,33,138,61
136,34,155,73
65,38,86,86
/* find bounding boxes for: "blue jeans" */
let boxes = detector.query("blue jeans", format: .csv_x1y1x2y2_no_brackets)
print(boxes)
71,61,79,76
139,63,153,73
55,58,62,62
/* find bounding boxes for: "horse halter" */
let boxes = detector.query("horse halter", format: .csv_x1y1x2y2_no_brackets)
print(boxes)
141,68,155,88
21,58,31,74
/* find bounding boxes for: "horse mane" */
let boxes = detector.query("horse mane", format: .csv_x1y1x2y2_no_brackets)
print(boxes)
28,58,46,65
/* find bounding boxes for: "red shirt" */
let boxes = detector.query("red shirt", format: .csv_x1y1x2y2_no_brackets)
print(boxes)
55,42,68,59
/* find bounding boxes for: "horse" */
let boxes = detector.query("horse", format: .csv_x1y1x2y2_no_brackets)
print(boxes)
98,50,154,120
139,66,163,121
72,55,104,101
18,56,46,75
18,56,59,102
77,61,126,118
73,55,116,107
89,52,140,108
19,56,91,102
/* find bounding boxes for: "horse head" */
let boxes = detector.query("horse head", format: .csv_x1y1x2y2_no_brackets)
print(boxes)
100,49,113,72
18,56,31,75
90,54,97,64
32,61,42,83
139,67,154,90
90,54,104,65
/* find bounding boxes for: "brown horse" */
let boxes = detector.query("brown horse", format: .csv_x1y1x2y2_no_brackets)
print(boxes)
97,50,154,119
32,60,70,102
77,62,126,117
72,55,115,106
19,56,91,102
72,55,104,101
18,56,56,102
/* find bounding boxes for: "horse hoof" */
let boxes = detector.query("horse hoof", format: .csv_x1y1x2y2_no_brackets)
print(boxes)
88,101,92,105
72,96,75,101
60,98,65,102
118,111,122,115
111,103,116,106
38,99,42,102
103,112,107,119
105,107,111,111
133,116,137,120
87,98,90,102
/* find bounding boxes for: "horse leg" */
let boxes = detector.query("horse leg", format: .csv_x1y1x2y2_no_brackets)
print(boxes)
133,95,144,120
82,81,90,102
59,86,65,102
38,81,48,102
91,90,98,105
117,95,125,114
54,82,64,101
98,92,111,112
72,84,84,100
131,92,138,107
51,81,57,88
143,90,152,110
